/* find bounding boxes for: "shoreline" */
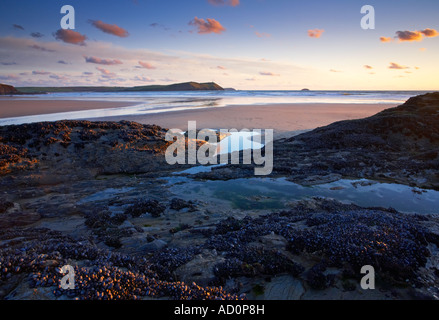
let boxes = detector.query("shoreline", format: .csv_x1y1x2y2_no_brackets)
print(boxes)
91,103,398,134
0,99,398,136
0,99,135,118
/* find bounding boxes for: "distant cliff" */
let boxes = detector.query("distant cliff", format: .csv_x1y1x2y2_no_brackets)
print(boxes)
128,82,224,92
17,82,224,94
0,84,18,95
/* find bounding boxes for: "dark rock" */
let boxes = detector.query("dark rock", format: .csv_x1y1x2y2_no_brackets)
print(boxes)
125,199,165,218
0,200,14,213
169,198,196,211
306,263,331,290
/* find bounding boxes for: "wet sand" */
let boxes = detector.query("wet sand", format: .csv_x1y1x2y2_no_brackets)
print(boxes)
93,103,398,134
0,99,134,118
0,99,398,138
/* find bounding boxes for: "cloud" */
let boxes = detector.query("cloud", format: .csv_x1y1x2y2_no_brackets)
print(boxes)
49,74,69,81
208,0,239,6
189,17,226,34
96,67,117,78
89,20,129,38
150,23,170,31
255,31,271,38
84,56,123,65
54,29,87,46
385,29,439,42
28,44,56,52
364,65,373,69
13,24,24,31
0,35,310,88
388,62,409,70
217,65,227,70
0,74,20,81
308,29,324,38
57,60,69,65
132,76,155,82
330,69,342,73
138,61,156,69
260,71,280,76
83,72,94,76
380,37,393,43
32,70,51,75
30,32,44,38
395,30,423,42
420,28,439,38
0,62,17,66
159,78,176,82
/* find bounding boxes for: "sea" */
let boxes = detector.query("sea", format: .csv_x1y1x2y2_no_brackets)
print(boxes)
0,90,430,126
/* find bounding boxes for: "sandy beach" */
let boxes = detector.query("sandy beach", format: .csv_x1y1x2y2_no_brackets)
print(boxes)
94,103,398,137
0,99,398,138
0,99,134,118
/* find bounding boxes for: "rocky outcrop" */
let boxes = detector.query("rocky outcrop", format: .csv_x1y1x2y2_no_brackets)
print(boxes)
0,120,184,181
197,92,439,189
273,92,439,188
0,84,18,95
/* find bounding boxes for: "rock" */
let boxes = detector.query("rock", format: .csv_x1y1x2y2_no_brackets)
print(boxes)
143,239,168,252
0,211,41,228
0,199,14,213
175,250,225,287
125,199,166,218
0,84,18,95
0,120,175,179
261,275,305,300
195,92,439,189
170,198,196,212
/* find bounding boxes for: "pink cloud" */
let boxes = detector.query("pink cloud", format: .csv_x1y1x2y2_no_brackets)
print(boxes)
255,31,271,38
364,65,373,69
308,29,324,38
84,56,123,65
89,20,129,38
54,29,87,46
388,62,410,70
138,61,156,69
189,17,226,34
208,0,239,7
96,67,117,78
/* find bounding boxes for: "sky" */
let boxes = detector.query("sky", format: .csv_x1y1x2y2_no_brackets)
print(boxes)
0,0,438,90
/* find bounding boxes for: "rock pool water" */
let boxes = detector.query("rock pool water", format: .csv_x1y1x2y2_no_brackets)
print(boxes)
166,177,439,214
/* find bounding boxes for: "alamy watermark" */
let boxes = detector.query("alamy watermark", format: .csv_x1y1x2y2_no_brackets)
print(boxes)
165,121,274,176
59,4,376,31
360,265,375,290
59,264,75,290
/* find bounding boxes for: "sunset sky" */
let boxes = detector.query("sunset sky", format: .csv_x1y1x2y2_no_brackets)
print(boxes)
0,0,438,90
